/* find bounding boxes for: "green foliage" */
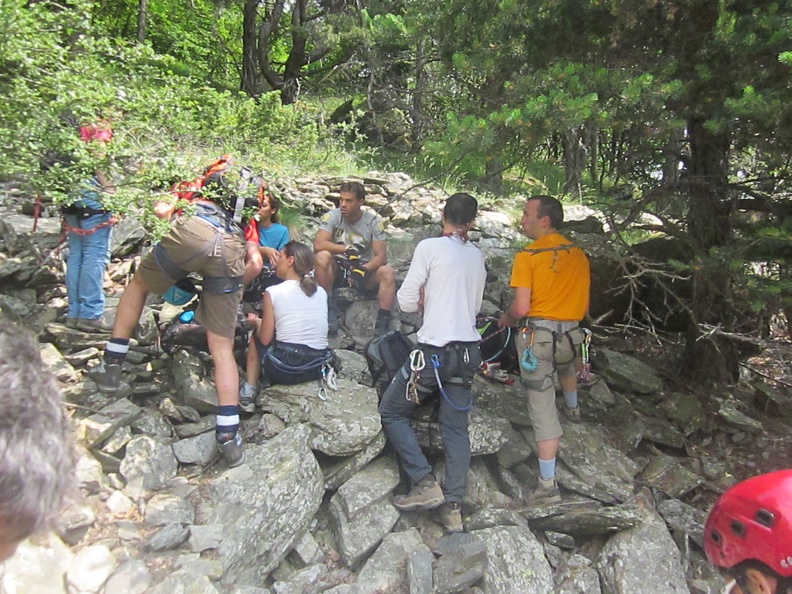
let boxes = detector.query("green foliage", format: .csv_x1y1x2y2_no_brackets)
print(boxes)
0,0,354,222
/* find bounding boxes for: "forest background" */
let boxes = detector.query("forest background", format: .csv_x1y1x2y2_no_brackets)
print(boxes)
1,0,791,385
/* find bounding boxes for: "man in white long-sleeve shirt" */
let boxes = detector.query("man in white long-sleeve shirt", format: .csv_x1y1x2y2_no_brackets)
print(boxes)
379,193,486,534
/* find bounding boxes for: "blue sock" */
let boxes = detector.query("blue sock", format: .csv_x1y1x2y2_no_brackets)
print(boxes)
564,391,579,409
216,405,240,436
539,458,556,481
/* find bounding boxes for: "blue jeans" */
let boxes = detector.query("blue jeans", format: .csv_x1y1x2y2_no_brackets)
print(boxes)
378,341,481,503
64,213,112,320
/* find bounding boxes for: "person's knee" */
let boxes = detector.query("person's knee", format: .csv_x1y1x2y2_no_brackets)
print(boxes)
315,251,334,270
378,265,396,285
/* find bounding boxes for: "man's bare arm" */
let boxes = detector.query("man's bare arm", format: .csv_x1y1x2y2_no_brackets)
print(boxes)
314,229,345,254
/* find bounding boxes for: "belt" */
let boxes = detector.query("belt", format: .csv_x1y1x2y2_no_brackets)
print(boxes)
524,318,579,333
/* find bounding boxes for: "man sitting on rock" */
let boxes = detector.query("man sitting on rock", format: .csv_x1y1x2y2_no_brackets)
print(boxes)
379,193,486,534
498,194,591,506
313,181,396,335
0,316,75,562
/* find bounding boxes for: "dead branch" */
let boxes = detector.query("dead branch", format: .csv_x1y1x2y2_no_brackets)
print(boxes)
696,324,765,346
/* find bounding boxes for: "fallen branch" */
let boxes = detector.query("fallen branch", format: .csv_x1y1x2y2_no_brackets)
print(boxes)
739,362,792,389
697,324,765,346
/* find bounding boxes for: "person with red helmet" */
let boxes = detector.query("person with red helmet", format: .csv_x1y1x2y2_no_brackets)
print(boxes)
704,469,792,594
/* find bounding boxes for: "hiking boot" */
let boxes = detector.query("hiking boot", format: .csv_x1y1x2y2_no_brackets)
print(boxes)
90,360,126,393
217,431,245,468
327,299,340,335
393,474,445,511
239,383,257,414
563,405,581,423
66,317,78,329
437,502,464,534
76,317,114,333
529,477,562,506
576,371,600,388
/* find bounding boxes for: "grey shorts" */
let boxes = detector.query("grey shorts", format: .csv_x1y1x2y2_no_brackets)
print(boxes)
138,214,245,338
516,323,585,441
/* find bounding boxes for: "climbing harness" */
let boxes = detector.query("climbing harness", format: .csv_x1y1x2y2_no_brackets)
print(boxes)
62,216,117,237
153,203,244,295
405,349,425,404
520,327,539,372
318,363,338,401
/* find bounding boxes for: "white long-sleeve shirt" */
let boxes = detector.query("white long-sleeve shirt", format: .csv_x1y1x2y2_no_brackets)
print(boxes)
398,235,486,347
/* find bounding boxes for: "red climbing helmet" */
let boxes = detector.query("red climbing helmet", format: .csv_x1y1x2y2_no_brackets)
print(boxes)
704,469,792,576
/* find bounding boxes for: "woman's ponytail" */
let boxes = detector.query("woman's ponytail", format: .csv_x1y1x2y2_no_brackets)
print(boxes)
284,241,318,297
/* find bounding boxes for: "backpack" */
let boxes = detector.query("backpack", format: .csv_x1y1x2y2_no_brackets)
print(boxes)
160,307,249,357
171,155,262,224
364,330,414,398
171,155,235,203
476,315,518,374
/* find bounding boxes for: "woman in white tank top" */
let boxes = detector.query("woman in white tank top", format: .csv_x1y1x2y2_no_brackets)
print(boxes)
239,241,331,412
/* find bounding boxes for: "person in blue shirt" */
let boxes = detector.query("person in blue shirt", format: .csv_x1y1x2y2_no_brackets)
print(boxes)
243,191,290,308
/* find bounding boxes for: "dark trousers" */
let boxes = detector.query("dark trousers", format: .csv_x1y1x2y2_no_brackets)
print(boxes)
378,342,481,503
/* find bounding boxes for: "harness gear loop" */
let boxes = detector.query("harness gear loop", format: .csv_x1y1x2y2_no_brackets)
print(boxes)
406,348,425,403
430,352,473,412
520,327,538,372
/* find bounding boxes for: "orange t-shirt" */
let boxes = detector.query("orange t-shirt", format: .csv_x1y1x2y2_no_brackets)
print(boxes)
509,233,590,321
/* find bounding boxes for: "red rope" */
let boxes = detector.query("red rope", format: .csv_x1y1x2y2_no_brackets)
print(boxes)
61,216,119,238
33,194,42,232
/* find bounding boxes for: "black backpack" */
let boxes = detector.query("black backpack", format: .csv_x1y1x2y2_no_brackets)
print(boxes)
476,315,518,373
364,330,414,398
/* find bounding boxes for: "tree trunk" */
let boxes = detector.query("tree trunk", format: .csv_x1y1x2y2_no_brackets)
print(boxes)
562,126,585,199
136,0,147,43
409,37,427,154
241,0,263,97
680,117,739,383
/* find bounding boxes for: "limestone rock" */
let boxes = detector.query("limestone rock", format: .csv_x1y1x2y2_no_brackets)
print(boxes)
473,525,553,594
264,378,381,456
197,424,324,585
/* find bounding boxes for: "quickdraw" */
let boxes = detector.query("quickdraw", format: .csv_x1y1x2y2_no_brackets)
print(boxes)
520,327,539,372
317,363,338,401
578,328,593,381
405,348,425,404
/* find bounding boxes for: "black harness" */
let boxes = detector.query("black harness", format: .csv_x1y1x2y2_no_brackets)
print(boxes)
154,202,244,295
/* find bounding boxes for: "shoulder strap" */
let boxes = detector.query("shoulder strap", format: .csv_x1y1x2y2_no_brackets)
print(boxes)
520,242,584,273
520,242,580,256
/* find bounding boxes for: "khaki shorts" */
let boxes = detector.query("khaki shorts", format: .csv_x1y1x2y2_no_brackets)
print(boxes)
138,214,245,338
516,324,585,442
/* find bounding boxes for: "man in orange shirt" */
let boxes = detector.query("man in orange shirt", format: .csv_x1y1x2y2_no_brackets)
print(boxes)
499,195,590,505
